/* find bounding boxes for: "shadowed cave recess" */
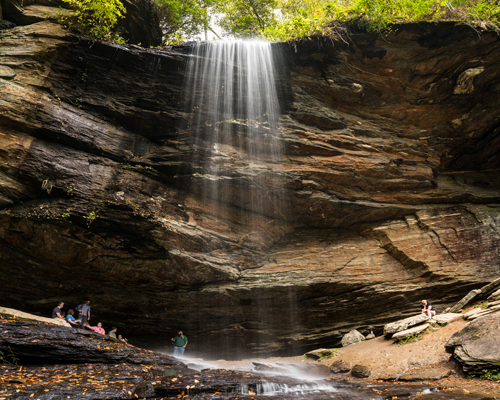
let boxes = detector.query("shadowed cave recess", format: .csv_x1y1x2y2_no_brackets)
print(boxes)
1,16,500,360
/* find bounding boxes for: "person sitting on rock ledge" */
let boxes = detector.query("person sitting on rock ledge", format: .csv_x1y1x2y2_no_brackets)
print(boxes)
108,327,117,338
52,302,64,320
118,334,128,343
65,309,82,328
421,300,436,319
88,322,105,334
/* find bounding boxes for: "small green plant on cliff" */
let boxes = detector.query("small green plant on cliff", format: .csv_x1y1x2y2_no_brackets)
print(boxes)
0,347,19,366
83,211,97,226
59,0,126,43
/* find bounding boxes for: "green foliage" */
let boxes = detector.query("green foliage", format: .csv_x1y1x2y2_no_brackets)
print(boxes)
215,0,278,37
256,0,500,41
316,348,339,361
60,0,126,43
397,332,423,345
83,211,97,226
154,0,221,44
481,369,500,381
0,347,19,366
477,301,489,309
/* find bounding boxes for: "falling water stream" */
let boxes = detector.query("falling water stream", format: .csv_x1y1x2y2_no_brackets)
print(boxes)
184,40,287,239
183,40,295,358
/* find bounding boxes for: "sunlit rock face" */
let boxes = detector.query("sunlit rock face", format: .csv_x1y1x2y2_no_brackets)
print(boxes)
1,18,500,359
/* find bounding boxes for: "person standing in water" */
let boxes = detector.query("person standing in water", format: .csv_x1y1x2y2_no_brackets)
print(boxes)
171,331,188,357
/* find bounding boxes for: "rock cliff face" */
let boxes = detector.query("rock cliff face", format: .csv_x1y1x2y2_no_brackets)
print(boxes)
1,14,500,358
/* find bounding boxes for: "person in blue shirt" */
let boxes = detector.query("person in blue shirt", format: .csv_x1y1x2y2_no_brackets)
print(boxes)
65,309,82,328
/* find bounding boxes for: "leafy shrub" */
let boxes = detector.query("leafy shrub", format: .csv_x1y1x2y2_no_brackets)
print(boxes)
482,369,500,381
60,0,126,43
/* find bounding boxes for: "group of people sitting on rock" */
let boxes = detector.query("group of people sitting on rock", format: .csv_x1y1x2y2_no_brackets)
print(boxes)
52,300,128,343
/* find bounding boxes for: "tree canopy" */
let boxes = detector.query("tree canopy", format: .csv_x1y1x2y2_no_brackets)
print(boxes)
61,0,500,44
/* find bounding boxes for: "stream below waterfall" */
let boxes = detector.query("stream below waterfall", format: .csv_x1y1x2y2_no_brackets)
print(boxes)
176,358,490,399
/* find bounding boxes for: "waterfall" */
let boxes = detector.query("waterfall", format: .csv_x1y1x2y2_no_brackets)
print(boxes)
183,40,293,358
184,41,286,245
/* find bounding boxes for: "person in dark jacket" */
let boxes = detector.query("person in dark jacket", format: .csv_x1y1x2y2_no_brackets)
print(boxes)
421,300,436,319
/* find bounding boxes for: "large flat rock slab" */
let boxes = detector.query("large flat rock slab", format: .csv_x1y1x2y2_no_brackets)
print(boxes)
0,306,69,327
384,314,429,335
432,313,463,325
392,323,429,341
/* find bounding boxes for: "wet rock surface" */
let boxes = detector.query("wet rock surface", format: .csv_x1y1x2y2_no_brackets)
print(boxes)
330,359,351,374
351,365,371,378
1,15,500,358
0,316,188,367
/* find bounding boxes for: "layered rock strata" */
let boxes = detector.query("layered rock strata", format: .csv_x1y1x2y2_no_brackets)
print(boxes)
1,13,500,358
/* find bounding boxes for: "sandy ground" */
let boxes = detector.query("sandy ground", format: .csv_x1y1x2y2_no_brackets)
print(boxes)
200,319,500,398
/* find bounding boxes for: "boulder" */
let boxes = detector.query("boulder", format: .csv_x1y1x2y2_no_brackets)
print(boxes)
303,348,338,360
448,289,482,313
383,314,429,335
431,313,463,325
330,359,351,374
341,330,365,347
392,323,429,341
365,332,376,340
351,365,371,378
445,311,500,372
